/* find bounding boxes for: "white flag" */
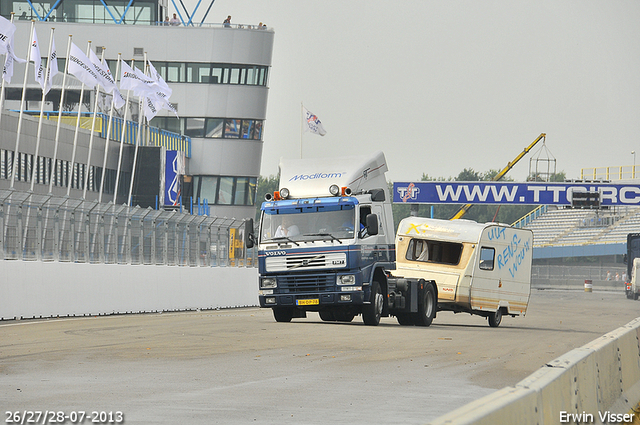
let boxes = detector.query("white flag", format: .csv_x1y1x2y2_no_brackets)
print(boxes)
88,50,125,108
43,36,59,95
2,37,26,84
120,61,154,97
31,26,45,90
0,15,16,56
303,106,327,136
148,61,172,98
143,96,159,121
68,42,98,88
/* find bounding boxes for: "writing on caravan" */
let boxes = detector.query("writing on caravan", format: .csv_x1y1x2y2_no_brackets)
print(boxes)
392,182,640,205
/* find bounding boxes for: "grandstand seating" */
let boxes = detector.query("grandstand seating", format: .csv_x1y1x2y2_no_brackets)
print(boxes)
523,205,640,247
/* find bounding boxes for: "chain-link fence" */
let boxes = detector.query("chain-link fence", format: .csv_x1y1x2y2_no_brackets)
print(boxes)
0,189,256,267
532,265,627,282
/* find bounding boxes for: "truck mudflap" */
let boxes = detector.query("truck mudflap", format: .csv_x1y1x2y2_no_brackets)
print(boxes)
387,277,437,327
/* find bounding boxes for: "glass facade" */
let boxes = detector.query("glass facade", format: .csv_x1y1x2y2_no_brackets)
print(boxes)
105,61,269,87
1,1,158,25
151,117,263,140
193,176,257,206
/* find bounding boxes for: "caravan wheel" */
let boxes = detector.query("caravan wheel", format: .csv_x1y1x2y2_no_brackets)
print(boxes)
488,309,502,327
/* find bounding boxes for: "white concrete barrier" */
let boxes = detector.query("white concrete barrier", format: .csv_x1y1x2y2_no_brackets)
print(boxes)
0,261,259,320
429,317,640,424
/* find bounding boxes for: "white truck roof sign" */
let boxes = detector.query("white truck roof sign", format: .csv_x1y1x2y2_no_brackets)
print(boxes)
279,151,388,198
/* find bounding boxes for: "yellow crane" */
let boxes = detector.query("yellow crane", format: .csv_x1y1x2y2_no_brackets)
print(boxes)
450,133,546,220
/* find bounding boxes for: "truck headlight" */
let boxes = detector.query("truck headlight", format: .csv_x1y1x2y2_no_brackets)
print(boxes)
261,278,277,289
337,275,356,285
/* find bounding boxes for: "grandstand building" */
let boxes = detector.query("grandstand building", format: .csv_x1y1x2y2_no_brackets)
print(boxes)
518,167,640,285
0,1,273,219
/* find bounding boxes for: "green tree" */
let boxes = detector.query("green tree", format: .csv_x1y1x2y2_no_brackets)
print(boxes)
255,174,279,221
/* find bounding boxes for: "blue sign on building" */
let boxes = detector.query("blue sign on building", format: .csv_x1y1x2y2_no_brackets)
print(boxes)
165,150,183,206
393,182,640,206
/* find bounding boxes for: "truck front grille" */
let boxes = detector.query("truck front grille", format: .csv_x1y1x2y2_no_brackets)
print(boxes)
266,252,346,272
278,274,335,293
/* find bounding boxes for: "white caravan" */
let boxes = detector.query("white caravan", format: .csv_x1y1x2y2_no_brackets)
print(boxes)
394,217,534,327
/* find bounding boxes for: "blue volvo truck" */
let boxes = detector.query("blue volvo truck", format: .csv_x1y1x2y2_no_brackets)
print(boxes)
247,151,436,326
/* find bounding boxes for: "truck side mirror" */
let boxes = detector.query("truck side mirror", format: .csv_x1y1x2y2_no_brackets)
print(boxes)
365,214,379,236
245,218,255,249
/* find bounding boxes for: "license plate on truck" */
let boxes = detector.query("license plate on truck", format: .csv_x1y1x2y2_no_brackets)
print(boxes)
296,299,319,306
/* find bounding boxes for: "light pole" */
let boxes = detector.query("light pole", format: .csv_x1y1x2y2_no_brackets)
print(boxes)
633,151,636,179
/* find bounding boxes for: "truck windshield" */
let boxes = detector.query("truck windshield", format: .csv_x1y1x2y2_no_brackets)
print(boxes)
260,206,356,243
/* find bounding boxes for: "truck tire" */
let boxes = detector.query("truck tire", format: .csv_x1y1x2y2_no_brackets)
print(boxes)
412,282,436,327
362,281,383,326
488,308,502,327
273,308,294,323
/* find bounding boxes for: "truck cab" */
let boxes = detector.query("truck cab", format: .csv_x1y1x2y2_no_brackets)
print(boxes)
255,152,396,325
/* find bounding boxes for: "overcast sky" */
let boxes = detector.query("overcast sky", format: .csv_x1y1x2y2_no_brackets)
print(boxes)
174,0,640,183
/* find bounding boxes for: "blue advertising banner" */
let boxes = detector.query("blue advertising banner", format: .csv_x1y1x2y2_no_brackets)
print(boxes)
393,182,640,206
165,150,182,206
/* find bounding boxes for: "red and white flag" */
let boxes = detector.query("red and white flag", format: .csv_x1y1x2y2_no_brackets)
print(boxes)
303,106,326,136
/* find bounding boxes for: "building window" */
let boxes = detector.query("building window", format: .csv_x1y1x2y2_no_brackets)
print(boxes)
194,175,258,206
150,117,264,140
224,119,241,138
114,61,269,86
205,119,224,138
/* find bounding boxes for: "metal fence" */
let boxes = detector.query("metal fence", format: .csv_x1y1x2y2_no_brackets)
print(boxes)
0,189,255,267
532,265,627,282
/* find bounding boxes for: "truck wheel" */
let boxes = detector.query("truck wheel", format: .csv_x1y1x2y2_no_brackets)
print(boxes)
396,314,414,326
488,308,502,327
634,293,639,301
273,308,294,323
362,281,383,326
319,311,336,321
412,282,436,327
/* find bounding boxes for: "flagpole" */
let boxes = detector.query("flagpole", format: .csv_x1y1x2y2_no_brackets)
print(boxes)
0,13,16,134
49,34,72,194
81,48,105,199
300,102,303,159
30,27,55,191
98,53,121,203
67,41,91,197
113,57,131,205
127,94,144,206
10,20,35,189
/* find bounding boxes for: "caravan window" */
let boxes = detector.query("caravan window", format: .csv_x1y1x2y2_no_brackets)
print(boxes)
479,247,495,271
405,238,462,265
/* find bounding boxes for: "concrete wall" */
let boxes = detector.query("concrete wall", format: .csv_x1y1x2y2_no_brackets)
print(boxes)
0,261,258,320
428,317,640,424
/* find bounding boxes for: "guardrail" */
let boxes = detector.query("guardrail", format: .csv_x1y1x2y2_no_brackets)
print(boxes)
0,189,255,267
512,205,547,228
428,317,640,424
580,165,640,181
19,111,191,158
